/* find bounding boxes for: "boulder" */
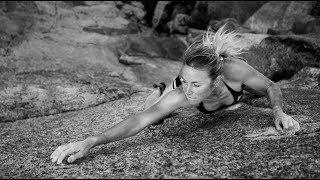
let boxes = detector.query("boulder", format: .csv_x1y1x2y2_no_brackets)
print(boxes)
114,34,187,86
188,1,210,30
130,1,145,10
151,1,266,34
117,35,187,61
292,19,320,34
152,1,195,34
83,22,141,36
208,18,254,33
68,4,124,28
120,3,146,22
207,1,267,24
277,67,320,89
119,55,147,65
244,34,320,81
244,1,316,34
166,13,190,34
152,1,171,29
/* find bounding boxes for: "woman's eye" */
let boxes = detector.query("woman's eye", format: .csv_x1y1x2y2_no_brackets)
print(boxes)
194,84,200,87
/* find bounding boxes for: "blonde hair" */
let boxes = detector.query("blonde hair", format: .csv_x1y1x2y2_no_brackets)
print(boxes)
183,24,248,79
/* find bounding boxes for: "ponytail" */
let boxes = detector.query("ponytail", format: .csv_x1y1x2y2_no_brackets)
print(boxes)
203,24,247,61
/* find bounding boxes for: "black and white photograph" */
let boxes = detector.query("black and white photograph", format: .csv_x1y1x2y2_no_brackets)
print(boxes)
0,1,320,178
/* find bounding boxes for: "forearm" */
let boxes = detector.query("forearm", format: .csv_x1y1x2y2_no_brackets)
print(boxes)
87,114,148,148
266,83,284,116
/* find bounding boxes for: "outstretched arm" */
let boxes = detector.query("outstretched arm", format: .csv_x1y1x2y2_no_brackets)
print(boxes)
91,88,185,146
50,89,186,164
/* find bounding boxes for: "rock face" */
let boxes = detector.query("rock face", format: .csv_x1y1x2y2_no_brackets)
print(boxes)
244,1,316,34
0,1,187,122
1,1,320,179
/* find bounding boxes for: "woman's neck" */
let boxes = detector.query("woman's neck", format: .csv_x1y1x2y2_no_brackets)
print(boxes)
203,76,228,101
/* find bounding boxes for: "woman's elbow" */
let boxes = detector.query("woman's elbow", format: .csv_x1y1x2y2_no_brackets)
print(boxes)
266,82,282,94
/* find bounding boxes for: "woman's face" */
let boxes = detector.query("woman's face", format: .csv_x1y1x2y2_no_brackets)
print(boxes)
180,65,214,104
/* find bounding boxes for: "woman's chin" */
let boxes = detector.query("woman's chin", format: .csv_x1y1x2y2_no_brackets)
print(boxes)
186,97,201,104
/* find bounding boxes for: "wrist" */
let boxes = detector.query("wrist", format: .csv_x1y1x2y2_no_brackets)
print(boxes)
85,136,100,148
273,106,284,117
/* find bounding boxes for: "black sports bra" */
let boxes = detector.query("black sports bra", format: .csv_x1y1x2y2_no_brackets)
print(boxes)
173,76,244,114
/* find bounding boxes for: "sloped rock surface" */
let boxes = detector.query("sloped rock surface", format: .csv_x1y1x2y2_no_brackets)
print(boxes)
1,84,320,178
0,65,139,122
0,24,139,122
0,1,187,122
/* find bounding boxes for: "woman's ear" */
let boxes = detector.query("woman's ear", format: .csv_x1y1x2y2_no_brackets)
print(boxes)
218,53,227,61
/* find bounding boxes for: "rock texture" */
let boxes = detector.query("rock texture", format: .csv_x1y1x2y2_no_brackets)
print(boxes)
1,1,320,179
1,86,320,178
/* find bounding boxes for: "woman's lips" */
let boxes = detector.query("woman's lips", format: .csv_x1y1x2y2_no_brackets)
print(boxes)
186,95,197,100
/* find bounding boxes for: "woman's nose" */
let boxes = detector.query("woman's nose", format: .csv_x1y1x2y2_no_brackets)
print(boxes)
186,85,193,95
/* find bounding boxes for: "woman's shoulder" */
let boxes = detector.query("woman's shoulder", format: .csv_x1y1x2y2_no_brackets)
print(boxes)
222,58,255,82
161,86,188,107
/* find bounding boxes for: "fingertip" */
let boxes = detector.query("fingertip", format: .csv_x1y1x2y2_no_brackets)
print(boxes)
50,153,55,159
51,156,57,163
275,125,284,135
294,121,300,129
57,157,63,165
67,156,74,163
